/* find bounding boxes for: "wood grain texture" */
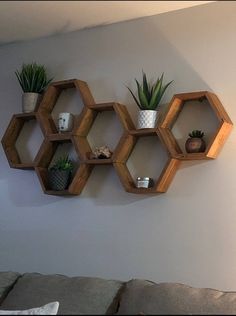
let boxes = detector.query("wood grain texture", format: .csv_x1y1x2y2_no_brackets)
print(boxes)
35,139,57,168
38,79,95,136
113,133,137,163
206,92,233,123
75,107,97,136
160,96,183,129
113,163,135,192
156,158,181,193
37,110,58,136
38,85,60,112
2,84,233,195
129,128,157,136
88,102,115,111
159,91,233,161
113,103,135,131
73,136,92,161
35,167,48,192
206,121,233,158
84,158,113,165
74,80,95,106
69,164,93,194
1,113,40,169
158,127,182,157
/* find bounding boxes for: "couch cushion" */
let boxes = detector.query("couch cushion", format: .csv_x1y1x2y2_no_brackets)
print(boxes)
117,279,236,315
1,273,123,315
0,272,21,304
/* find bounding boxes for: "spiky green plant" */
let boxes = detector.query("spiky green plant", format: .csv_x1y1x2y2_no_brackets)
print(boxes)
15,62,53,93
127,71,173,110
188,130,205,138
49,155,73,172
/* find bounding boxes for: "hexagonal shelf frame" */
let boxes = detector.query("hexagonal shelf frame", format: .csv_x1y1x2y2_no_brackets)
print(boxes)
35,134,93,195
159,91,233,160
75,102,135,165
113,129,181,194
2,81,233,196
1,112,44,169
38,79,95,136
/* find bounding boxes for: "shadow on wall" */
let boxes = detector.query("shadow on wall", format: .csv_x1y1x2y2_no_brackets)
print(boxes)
0,14,218,207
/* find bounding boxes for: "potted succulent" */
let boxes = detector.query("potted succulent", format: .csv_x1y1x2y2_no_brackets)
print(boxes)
185,130,206,153
127,71,173,129
48,155,73,191
15,62,53,113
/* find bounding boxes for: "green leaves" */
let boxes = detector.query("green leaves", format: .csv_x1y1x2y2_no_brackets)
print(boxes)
15,62,53,93
127,71,173,110
49,155,73,172
188,130,204,138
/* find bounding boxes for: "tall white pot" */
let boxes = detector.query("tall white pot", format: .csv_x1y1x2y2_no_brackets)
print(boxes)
22,92,41,113
137,110,158,129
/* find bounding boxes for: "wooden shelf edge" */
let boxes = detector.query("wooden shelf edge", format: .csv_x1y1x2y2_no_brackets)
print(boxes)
10,163,35,170
126,187,160,194
44,190,77,196
173,153,213,161
83,158,113,165
129,128,157,136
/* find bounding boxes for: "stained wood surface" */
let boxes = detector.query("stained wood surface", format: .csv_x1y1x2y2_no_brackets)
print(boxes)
160,91,233,160
1,84,233,195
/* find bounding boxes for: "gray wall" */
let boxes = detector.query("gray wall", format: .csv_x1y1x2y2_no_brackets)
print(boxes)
1,2,236,291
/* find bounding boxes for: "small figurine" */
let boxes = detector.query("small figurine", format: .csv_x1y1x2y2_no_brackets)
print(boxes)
58,112,74,132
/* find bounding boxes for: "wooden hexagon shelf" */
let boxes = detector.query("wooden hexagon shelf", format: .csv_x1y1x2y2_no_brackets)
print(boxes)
159,91,233,160
38,79,95,136
75,102,135,164
113,129,180,194
1,79,233,196
1,112,43,169
35,134,92,195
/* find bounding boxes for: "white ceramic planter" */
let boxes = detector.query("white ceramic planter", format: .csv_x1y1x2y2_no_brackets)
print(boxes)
22,92,41,113
137,110,158,129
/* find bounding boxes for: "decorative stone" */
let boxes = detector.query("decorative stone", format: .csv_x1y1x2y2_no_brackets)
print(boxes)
91,145,112,159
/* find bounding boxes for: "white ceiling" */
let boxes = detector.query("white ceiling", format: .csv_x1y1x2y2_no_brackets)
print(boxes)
0,1,213,45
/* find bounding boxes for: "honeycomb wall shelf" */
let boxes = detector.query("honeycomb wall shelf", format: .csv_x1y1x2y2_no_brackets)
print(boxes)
35,134,93,196
159,91,233,160
1,112,44,169
38,79,95,136
76,102,135,164
1,79,233,196
113,129,181,194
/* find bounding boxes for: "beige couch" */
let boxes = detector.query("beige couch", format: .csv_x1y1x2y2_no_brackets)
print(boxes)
1,271,236,315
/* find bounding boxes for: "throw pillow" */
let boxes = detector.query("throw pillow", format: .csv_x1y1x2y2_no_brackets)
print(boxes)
0,301,59,315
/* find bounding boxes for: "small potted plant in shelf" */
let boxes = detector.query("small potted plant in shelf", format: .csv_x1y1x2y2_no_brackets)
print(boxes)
185,130,206,153
48,155,73,191
127,71,173,129
15,62,53,113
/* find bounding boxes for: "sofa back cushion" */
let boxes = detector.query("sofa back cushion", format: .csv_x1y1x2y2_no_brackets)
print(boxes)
0,272,21,304
1,273,123,315
117,279,236,315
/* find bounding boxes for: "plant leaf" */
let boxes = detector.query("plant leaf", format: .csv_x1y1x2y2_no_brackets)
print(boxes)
142,70,151,103
156,80,173,105
135,79,149,108
149,74,163,109
126,86,141,109
15,62,53,93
